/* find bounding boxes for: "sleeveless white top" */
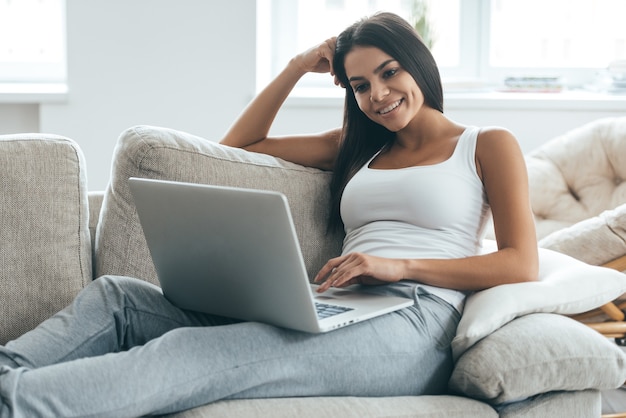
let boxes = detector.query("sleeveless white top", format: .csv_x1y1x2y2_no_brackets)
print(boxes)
340,126,491,311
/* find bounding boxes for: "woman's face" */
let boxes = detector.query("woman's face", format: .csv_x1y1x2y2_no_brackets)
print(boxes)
343,46,424,132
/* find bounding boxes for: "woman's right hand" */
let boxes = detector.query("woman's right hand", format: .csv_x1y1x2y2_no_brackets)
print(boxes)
294,37,342,86
220,37,342,170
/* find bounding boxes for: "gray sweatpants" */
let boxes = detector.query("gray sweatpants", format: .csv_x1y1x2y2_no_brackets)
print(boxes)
0,275,459,417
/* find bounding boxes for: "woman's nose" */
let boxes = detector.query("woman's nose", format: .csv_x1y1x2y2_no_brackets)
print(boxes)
370,83,389,102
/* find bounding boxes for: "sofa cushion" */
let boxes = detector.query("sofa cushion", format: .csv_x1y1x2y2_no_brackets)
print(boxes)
165,395,497,418
452,241,626,358
95,125,343,285
449,313,626,405
539,203,626,267
497,389,601,418
0,134,91,344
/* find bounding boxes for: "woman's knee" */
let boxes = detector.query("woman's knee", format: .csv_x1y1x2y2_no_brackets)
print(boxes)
83,276,161,310
91,275,158,293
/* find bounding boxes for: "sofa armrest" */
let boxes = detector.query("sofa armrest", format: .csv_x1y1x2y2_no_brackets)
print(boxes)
0,134,91,343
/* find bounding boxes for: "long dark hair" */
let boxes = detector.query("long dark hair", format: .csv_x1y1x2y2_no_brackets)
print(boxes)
327,12,445,232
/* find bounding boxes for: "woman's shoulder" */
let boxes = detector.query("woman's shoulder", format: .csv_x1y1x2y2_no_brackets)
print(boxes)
475,126,518,144
475,126,520,154
475,126,525,173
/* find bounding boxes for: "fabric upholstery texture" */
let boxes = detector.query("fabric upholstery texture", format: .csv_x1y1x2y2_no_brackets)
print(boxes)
449,313,626,405
88,191,104,277
497,390,601,418
165,396,498,418
453,241,626,358
0,134,91,344
95,125,343,285
528,117,626,240
539,202,626,267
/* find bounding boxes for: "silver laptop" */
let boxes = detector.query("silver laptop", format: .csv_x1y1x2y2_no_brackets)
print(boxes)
128,177,413,333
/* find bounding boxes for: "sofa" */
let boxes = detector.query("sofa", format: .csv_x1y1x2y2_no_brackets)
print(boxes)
2,120,626,417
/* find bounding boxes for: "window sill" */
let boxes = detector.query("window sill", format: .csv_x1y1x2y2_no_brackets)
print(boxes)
0,83,68,104
445,89,626,111
284,87,626,112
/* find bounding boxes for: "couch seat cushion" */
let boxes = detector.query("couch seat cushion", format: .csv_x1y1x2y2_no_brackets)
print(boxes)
164,395,497,418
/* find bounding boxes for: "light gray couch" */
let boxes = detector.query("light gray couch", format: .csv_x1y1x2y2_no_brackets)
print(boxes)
2,125,626,417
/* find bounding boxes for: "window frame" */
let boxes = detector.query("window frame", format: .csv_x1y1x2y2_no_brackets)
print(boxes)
0,0,67,84
257,0,612,93
475,2,604,88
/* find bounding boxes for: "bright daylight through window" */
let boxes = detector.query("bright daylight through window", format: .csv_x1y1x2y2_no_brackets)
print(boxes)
0,0,66,83
259,0,626,94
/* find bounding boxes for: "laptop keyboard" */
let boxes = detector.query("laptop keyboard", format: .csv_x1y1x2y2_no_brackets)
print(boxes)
315,302,353,319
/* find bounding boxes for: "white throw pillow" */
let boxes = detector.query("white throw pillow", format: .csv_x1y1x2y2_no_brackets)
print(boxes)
452,240,626,359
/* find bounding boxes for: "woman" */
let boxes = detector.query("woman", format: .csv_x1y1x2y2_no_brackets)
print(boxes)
0,12,537,417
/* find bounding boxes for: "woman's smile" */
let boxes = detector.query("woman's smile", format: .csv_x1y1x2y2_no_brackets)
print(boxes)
378,99,403,115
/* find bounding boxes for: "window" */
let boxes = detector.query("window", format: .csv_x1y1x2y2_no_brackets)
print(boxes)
258,0,626,93
490,0,626,68
486,0,626,88
0,0,66,83
258,0,457,92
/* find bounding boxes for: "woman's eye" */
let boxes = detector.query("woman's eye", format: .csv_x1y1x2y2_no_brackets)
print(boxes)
353,84,368,93
383,68,398,78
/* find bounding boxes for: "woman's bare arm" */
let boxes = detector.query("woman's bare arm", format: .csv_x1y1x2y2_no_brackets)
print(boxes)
221,39,341,170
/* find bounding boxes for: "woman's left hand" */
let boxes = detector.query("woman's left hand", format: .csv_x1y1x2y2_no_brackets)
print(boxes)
313,253,406,293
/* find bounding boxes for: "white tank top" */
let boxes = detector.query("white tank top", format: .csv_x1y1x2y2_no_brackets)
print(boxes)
340,126,490,311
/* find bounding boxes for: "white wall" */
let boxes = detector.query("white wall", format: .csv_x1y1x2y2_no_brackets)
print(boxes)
1,1,625,190
40,0,257,190
0,104,39,134
445,104,626,154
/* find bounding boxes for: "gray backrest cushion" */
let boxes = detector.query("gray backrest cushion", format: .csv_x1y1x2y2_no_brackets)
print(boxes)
449,313,626,405
0,134,91,344
95,125,343,285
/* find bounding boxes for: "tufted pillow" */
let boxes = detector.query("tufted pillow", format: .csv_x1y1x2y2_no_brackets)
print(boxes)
452,241,626,359
538,203,626,267
0,135,91,344
450,313,626,405
95,125,343,286
528,117,626,240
